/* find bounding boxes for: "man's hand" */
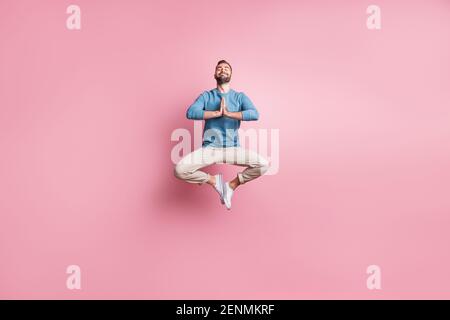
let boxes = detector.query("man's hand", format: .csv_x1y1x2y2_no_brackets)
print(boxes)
210,97,225,118
222,96,243,120
219,97,225,117
203,96,242,120
203,97,224,119
222,96,230,117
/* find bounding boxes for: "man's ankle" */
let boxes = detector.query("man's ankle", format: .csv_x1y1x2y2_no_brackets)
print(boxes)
230,181,239,190
208,175,216,186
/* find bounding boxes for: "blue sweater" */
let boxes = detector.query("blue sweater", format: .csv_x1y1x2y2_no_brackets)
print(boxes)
186,88,259,148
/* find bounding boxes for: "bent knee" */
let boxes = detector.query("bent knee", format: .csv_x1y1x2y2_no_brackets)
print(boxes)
261,158,271,174
174,163,188,179
258,157,271,174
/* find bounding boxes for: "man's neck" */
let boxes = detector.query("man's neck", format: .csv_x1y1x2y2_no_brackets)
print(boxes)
217,83,231,93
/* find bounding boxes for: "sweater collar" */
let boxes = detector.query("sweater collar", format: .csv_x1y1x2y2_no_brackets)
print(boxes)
214,88,233,95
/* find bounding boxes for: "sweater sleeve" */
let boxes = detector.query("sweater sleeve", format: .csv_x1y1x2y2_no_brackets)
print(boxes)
186,92,206,120
240,93,259,121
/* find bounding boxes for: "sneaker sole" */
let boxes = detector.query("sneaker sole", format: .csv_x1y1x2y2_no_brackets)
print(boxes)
217,174,225,204
223,182,232,210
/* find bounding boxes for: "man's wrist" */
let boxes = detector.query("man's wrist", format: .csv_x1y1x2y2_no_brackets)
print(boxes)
224,111,242,120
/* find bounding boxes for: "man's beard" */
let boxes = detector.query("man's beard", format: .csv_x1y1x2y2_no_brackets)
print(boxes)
215,74,231,85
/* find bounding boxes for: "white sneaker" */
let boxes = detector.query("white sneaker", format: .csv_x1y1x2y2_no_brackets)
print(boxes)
223,182,234,210
213,174,225,204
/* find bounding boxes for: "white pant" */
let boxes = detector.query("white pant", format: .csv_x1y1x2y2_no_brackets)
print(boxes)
174,146,270,185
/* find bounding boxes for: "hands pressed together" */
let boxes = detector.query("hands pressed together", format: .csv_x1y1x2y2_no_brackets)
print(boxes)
208,97,242,120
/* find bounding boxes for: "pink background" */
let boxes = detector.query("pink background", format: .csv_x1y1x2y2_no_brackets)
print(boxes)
1,0,450,299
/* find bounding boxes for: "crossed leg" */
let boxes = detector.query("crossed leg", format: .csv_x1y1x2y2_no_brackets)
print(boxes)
174,146,270,191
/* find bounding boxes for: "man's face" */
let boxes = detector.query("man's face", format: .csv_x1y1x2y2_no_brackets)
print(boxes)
214,63,232,84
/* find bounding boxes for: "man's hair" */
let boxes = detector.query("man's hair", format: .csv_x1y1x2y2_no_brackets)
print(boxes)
216,60,232,73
